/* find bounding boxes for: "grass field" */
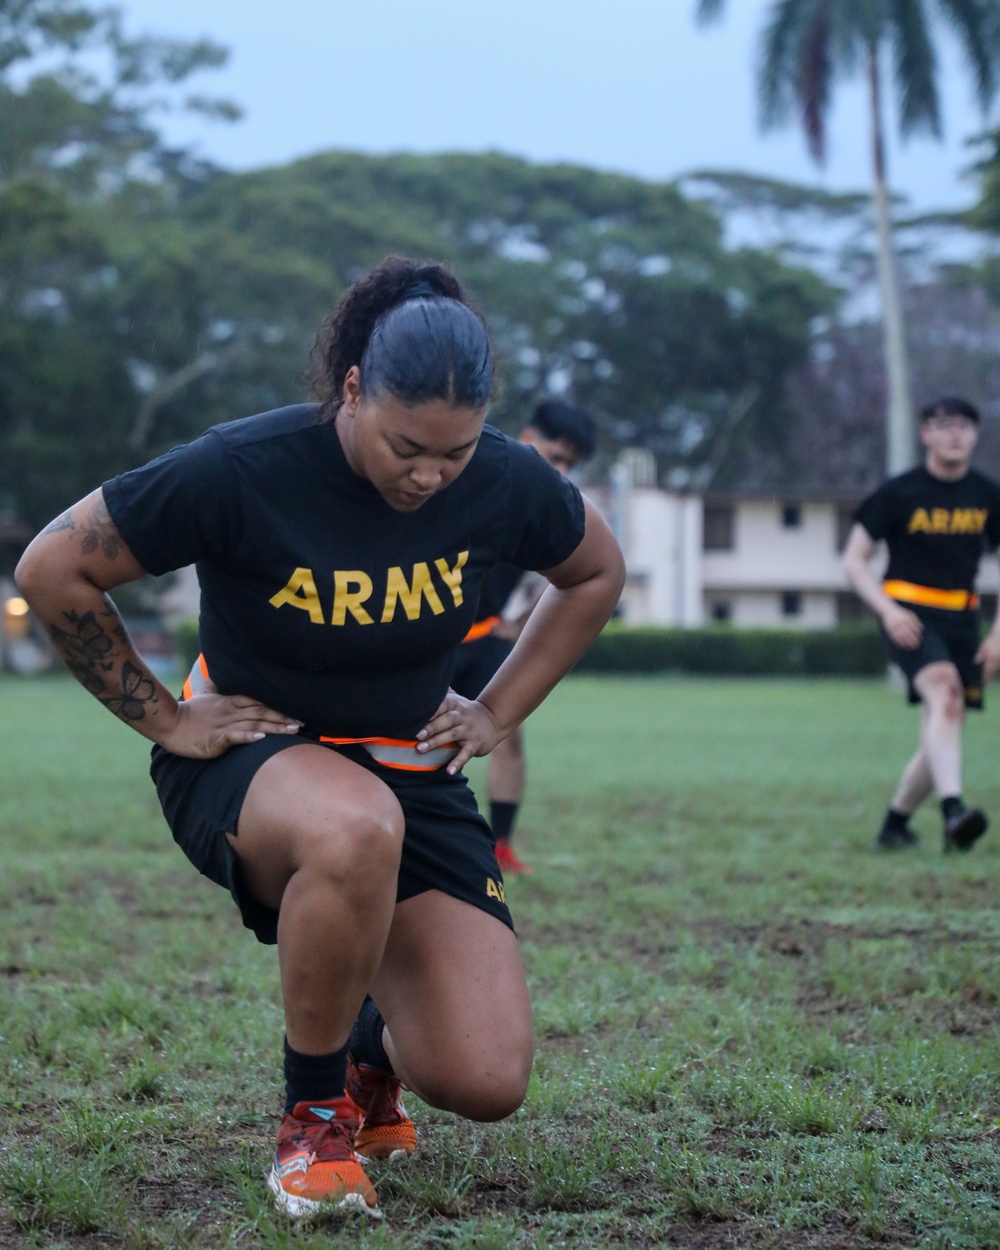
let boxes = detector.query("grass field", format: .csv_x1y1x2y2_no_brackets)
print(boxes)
2,674,999,1249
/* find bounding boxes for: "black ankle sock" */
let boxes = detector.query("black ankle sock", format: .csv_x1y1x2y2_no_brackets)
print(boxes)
349,996,392,1074
283,1037,349,1113
941,795,963,822
490,801,518,840
884,807,910,831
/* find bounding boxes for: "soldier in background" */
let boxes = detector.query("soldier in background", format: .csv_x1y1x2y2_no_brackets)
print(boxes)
843,397,1000,853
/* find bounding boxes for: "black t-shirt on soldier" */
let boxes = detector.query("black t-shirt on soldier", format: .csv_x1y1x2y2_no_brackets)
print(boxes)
102,404,585,739
473,563,524,624
854,466,1000,592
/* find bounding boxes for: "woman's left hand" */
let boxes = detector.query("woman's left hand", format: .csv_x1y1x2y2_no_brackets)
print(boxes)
416,692,502,775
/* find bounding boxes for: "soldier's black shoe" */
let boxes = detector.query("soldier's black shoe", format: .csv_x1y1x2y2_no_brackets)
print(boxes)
875,823,919,851
943,806,988,853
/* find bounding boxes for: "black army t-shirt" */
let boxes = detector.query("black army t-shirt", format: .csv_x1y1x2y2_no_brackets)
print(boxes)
855,466,1000,592
103,404,585,738
472,563,524,625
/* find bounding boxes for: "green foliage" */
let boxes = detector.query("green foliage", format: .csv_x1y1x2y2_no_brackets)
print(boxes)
0,0,240,528
576,623,885,675
185,150,832,485
697,1,1000,161
172,618,199,672
970,127,1000,241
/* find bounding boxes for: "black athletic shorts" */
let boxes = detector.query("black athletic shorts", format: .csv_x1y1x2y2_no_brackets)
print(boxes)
450,634,513,700
881,603,984,709
150,734,513,945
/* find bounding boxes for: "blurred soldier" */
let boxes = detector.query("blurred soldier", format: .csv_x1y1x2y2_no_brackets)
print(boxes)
450,399,597,873
843,396,1000,853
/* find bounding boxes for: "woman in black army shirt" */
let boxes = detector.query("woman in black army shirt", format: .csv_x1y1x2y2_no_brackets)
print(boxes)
15,257,626,1222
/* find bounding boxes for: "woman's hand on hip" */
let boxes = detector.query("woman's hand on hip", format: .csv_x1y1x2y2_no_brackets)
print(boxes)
158,692,302,759
416,692,502,775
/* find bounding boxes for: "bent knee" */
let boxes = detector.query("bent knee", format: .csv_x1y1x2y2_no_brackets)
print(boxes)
421,1053,532,1122
299,790,404,879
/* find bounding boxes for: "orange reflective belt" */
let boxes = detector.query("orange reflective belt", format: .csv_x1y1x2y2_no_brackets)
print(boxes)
183,653,458,771
462,615,500,643
319,736,459,771
182,652,210,700
883,580,979,611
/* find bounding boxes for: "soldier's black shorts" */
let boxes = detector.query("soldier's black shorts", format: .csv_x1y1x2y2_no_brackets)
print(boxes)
150,734,513,945
449,634,513,700
881,603,984,709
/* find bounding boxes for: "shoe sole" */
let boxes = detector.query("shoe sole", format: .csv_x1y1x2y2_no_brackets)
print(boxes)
266,1165,382,1222
945,809,988,853
355,1143,414,1163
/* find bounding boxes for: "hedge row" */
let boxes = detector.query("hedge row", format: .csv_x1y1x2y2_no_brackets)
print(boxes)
173,619,200,673
575,624,886,676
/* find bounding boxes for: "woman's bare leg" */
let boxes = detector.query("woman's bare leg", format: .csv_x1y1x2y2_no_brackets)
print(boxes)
371,891,533,1121
229,744,404,1054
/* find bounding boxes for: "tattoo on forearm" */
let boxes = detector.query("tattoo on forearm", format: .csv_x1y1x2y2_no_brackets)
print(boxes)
98,661,159,723
47,607,158,722
41,510,76,535
79,497,121,560
97,601,128,647
49,608,115,677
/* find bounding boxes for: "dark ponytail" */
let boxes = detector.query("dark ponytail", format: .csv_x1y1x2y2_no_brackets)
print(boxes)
308,256,494,418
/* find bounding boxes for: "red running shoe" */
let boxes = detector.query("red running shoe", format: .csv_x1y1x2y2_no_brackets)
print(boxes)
267,1096,380,1221
346,1058,417,1162
496,839,533,874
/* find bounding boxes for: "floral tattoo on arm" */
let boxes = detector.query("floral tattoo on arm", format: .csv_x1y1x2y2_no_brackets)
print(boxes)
79,497,121,560
41,497,121,559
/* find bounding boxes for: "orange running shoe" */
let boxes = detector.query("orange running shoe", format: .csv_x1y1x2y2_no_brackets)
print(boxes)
496,839,533,874
267,1096,380,1221
346,1058,417,1162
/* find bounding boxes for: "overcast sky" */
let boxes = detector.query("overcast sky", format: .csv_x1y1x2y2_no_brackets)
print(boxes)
119,0,996,214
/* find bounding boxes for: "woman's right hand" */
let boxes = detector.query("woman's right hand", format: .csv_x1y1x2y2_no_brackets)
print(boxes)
158,693,302,759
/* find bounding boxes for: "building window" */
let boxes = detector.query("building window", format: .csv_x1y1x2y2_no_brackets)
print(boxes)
710,600,732,623
703,504,735,551
836,505,857,553
781,591,802,617
781,502,802,529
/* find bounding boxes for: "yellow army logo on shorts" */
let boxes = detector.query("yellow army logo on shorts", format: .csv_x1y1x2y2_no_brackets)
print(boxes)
486,877,507,904
268,552,469,625
907,508,988,535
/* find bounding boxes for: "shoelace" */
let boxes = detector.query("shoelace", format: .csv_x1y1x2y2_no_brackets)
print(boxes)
352,1070,402,1122
290,1115,355,1163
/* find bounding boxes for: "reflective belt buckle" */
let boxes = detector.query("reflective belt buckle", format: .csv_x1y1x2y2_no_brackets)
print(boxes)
182,652,211,700
319,736,460,772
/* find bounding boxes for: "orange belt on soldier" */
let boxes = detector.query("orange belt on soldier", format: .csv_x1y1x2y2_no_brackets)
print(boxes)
883,580,979,611
182,653,459,771
462,615,500,643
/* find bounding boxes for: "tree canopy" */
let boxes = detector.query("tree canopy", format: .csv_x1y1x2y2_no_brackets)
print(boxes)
0,1,837,535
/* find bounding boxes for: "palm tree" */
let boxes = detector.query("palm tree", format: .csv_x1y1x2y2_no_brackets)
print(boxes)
696,0,1000,474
